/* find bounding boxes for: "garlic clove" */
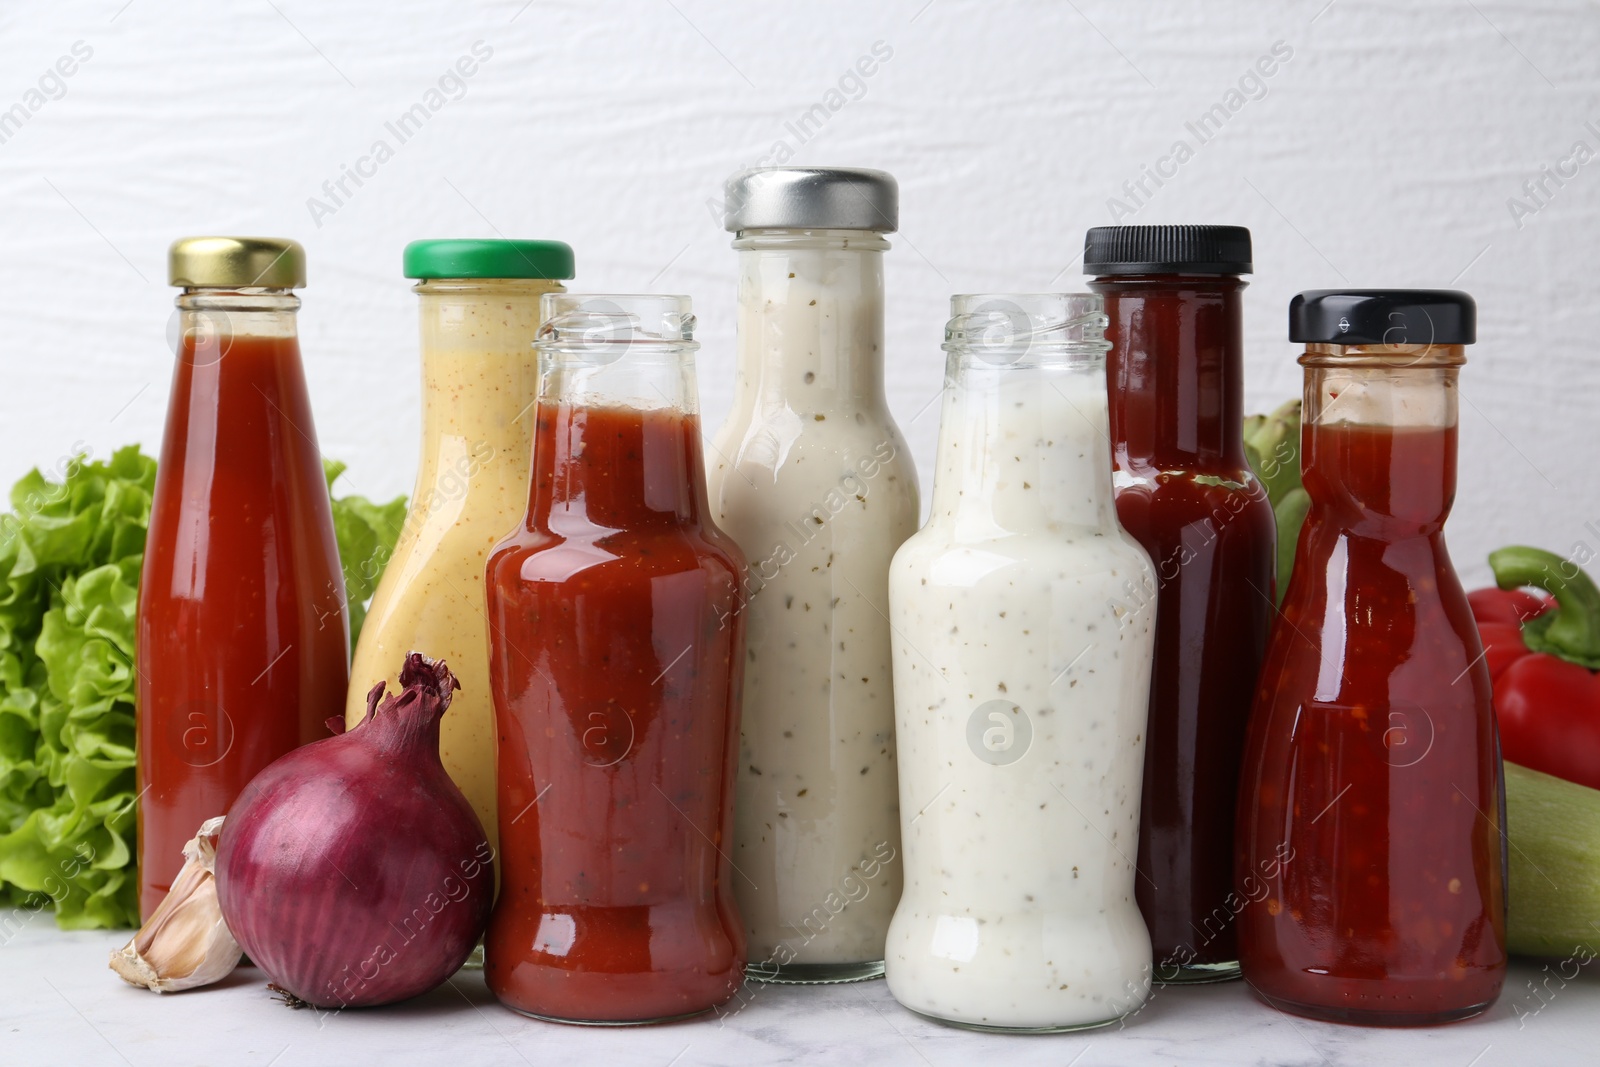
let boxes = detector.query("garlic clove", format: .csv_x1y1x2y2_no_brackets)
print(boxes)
111,816,242,993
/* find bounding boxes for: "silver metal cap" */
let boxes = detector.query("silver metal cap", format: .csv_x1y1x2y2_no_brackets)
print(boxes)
723,167,898,233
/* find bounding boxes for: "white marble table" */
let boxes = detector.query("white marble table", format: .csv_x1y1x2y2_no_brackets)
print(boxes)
4,924,1594,1066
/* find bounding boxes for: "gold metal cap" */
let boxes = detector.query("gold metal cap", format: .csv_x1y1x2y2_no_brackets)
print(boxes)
168,237,307,289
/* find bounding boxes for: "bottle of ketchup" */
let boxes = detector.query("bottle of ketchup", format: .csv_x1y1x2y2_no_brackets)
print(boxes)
1085,225,1277,983
484,294,748,1024
1236,290,1506,1024
137,238,349,920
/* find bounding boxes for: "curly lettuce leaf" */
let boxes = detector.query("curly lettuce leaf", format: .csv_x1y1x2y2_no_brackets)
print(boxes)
0,447,153,928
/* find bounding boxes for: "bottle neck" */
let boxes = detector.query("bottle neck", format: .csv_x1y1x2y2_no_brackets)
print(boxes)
1300,344,1464,534
1090,274,1248,471
732,229,888,411
164,289,319,509
415,279,562,437
409,279,560,510
929,353,1119,535
175,287,299,361
527,400,709,532
524,296,709,533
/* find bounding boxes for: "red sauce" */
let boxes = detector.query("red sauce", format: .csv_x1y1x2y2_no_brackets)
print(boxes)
1093,275,1277,975
137,332,348,920
484,402,747,1023
1237,420,1506,1024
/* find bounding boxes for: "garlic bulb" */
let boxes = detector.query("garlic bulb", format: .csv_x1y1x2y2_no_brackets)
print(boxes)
111,816,242,993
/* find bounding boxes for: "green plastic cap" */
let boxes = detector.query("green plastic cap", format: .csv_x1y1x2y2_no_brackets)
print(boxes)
403,239,575,281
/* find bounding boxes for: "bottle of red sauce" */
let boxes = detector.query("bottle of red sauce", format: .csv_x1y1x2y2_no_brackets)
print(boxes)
1236,290,1506,1024
137,238,349,920
1084,226,1277,983
484,294,748,1024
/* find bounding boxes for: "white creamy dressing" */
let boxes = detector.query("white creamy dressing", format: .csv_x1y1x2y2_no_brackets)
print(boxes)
707,230,920,972
886,330,1156,1030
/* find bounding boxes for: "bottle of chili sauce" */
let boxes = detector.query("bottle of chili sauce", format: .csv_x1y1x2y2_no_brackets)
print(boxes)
137,238,349,920
484,295,747,1023
1085,226,1277,983
1236,290,1506,1024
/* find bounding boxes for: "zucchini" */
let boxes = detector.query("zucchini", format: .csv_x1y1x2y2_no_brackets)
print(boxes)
1505,760,1600,957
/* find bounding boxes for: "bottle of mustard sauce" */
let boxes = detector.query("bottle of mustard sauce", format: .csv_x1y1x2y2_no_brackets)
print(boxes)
345,239,574,867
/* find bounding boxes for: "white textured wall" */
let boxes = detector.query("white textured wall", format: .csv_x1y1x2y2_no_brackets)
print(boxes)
3,0,1596,586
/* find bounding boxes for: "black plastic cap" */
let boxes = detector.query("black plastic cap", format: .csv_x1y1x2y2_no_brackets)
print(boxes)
1289,289,1476,346
1083,225,1252,276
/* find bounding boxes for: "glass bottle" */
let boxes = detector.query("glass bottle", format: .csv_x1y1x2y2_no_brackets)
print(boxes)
483,294,748,1024
885,294,1156,1032
707,167,920,984
138,237,348,919
1236,289,1506,1025
345,239,573,861
1084,225,1277,983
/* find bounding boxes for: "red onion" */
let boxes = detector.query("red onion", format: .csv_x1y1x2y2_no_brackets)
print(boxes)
215,653,493,1008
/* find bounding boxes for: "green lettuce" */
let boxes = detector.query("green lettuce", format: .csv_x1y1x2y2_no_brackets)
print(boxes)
0,446,154,929
323,459,407,650
0,449,405,930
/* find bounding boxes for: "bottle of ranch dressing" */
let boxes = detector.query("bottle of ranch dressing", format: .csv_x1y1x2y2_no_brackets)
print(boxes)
886,293,1157,1031
707,167,920,984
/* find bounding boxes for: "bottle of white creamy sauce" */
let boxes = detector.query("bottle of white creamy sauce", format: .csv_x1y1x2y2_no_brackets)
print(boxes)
886,294,1156,1031
707,168,920,983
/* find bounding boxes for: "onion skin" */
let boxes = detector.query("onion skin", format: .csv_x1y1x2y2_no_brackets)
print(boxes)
216,654,493,1008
